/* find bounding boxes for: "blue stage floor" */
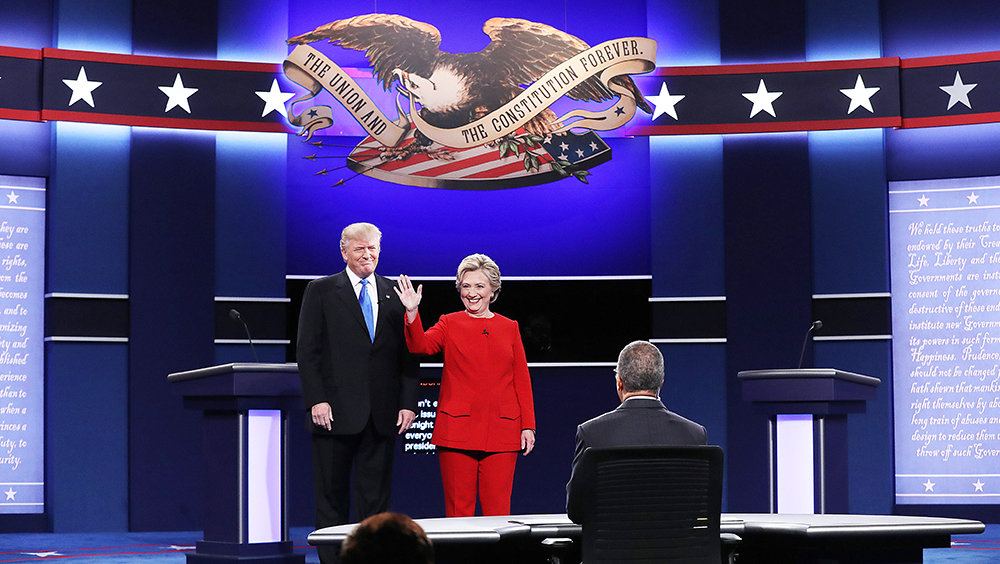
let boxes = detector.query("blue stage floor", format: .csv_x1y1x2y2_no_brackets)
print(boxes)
0,524,996,563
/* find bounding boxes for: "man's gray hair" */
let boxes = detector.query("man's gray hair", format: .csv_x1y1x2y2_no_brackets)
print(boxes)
340,222,382,252
616,341,664,393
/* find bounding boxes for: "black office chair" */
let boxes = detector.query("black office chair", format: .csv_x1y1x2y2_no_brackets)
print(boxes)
552,445,737,564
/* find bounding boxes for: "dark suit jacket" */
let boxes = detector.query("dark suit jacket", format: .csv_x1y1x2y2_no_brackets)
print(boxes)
565,396,707,522
296,270,419,436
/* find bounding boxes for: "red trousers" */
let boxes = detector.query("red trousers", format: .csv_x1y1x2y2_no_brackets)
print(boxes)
438,448,518,517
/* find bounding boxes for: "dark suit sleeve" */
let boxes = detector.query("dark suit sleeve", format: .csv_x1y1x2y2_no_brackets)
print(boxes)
398,335,420,413
296,279,326,410
565,424,590,523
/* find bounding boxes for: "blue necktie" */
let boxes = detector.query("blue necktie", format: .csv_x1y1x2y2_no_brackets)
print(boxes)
359,278,375,342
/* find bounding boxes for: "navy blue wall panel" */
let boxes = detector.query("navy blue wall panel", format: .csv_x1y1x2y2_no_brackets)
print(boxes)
214,133,287,298
128,128,216,531
45,343,129,531
809,129,888,295
723,133,814,512
720,0,805,64
0,122,51,179
0,0,53,49
131,0,217,59
49,123,130,294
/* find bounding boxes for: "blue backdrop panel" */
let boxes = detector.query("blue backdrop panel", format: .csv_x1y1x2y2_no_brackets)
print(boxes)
804,0,881,61
128,128,217,531
53,0,131,53
48,123,130,294
0,121,50,179
215,132,287,298
886,124,1000,182
722,133,814,512
0,0,53,49
882,0,1000,59
720,0,805,65
649,135,725,297
814,340,892,515
809,129,888,295
131,0,217,59
646,0,720,66
45,342,128,531
286,136,651,277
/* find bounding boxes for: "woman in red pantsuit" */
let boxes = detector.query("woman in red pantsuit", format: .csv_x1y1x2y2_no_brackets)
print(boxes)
394,254,536,517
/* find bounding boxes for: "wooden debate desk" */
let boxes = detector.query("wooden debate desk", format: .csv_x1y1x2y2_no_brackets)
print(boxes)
308,513,984,564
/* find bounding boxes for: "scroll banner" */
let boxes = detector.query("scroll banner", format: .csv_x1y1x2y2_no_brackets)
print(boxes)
283,38,656,149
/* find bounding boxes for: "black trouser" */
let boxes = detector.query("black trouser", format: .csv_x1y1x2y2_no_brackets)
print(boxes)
311,417,395,564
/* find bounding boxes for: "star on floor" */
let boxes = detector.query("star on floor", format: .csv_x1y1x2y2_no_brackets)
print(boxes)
255,79,295,118
62,66,102,108
159,73,199,114
840,74,880,114
918,194,929,207
647,82,685,121
4,487,15,500
973,479,985,492
23,553,61,558
168,545,196,551
6,191,19,204
968,192,979,205
923,479,935,492
940,71,977,110
742,79,782,118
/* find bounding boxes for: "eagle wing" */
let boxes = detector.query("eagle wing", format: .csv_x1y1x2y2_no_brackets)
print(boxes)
287,14,441,91
480,18,651,112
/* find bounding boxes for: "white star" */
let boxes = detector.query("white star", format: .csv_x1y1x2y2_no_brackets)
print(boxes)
543,135,552,145
589,141,599,152
159,73,199,114
647,82,686,121
575,148,585,158
557,153,568,161
62,66,102,108
940,72,977,110
742,79,783,118
968,192,979,205
24,553,61,558
255,79,295,118
840,74,880,114
918,194,929,207
973,479,985,492
559,142,569,151
6,192,19,204
4,487,15,500
923,479,936,492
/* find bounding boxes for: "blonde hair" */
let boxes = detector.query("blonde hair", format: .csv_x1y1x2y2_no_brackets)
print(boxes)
340,223,382,252
456,253,501,303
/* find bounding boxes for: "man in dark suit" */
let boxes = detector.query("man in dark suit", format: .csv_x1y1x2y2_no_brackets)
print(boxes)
566,340,706,522
297,222,420,563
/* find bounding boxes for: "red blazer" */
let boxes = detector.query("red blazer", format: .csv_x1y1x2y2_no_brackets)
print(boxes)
406,311,535,452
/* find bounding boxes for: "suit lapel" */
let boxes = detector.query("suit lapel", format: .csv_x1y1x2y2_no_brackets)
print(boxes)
373,275,393,342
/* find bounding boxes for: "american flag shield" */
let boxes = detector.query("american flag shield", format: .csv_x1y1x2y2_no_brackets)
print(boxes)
346,128,611,190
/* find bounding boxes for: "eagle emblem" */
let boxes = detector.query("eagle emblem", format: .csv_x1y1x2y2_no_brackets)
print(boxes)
284,14,657,189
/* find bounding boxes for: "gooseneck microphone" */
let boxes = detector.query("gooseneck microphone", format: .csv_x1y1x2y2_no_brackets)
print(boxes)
796,320,823,369
229,309,260,363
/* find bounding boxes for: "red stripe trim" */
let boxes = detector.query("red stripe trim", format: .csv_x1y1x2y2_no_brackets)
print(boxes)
464,153,554,179
902,112,1000,128
651,57,900,77
902,51,1000,69
0,109,43,122
0,46,42,59
41,48,279,73
411,150,498,177
626,116,901,136
40,109,292,132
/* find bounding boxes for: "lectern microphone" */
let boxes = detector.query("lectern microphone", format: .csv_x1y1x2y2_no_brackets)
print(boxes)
229,308,260,363
796,320,823,369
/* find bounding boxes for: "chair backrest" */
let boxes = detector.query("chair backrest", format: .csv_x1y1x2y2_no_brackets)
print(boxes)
576,445,724,564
